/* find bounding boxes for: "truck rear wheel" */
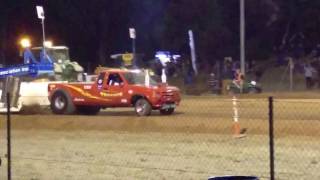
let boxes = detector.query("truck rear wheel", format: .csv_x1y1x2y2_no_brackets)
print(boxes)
134,98,152,116
76,106,100,115
160,108,175,115
50,90,75,114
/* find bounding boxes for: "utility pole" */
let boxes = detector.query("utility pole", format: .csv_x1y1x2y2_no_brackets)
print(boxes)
41,17,46,54
129,28,136,67
289,58,294,91
240,0,246,76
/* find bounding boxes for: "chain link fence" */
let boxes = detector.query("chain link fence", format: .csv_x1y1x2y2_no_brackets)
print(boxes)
0,95,320,179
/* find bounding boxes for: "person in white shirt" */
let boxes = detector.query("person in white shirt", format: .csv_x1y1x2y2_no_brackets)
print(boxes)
304,63,317,89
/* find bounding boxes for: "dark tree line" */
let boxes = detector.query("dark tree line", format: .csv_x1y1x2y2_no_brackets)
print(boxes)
1,0,320,71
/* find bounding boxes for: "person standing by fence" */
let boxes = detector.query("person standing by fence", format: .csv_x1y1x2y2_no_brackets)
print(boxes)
233,69,244,90
221,57,233,94
304,63,317,90
208,73,220,94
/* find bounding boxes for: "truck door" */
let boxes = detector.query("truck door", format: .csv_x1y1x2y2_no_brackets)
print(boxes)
101,73,125,106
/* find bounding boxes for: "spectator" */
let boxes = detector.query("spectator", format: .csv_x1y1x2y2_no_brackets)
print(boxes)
184,67,194,85
221,57,233,94
312,44,320,58
208,73,219,94
233,69,244,88
304,63,317,89
316,63,320,89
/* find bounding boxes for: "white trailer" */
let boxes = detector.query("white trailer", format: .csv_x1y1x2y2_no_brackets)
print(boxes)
0,81,51,112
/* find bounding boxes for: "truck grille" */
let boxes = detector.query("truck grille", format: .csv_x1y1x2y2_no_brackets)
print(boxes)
162,91,174,97
161,91,175,101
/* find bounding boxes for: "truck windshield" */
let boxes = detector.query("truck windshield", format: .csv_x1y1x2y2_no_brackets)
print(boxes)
123,72,158,86
48,49,70,62
31,48,70,63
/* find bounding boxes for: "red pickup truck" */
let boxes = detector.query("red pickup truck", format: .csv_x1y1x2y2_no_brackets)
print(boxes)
48,68,181,116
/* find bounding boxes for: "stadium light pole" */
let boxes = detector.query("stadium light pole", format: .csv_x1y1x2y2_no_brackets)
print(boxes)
129,28,136,67
36,6,46,56
240,0,246,76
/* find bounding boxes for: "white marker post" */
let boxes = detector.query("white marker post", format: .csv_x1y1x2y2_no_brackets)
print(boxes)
161,68,167,83
232,96,245,138
145,69,150,87
232,96,239,123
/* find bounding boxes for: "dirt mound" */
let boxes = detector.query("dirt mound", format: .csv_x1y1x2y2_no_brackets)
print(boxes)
19,105,51,115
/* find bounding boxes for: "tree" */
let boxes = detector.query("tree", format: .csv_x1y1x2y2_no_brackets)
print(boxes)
47,0,130,70
0,0,30,65
2,0,320,69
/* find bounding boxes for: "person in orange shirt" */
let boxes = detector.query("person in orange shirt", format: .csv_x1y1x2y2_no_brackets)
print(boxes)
233,69,244,92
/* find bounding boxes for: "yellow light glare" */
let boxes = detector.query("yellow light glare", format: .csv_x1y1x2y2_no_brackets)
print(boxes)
20,38,31,48
44,41,53,47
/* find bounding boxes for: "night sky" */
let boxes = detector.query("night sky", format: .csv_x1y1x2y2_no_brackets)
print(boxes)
1,0,320,72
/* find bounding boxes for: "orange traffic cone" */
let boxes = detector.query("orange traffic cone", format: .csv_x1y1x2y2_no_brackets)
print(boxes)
233,121,246,138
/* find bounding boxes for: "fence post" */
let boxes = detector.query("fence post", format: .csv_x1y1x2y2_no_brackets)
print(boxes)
6,92,12,180
268,96,275,180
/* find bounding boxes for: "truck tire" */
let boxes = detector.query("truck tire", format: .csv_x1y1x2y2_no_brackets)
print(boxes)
76,106,100,115
160,108,175,115
50,90,75,114
134,98,152,116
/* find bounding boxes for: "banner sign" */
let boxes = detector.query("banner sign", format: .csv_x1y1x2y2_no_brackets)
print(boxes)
0,65,31,78
122,53,133,66
36,6,45,19
129,28,136,39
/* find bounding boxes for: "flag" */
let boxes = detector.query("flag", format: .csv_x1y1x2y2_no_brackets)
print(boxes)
188,30,197,75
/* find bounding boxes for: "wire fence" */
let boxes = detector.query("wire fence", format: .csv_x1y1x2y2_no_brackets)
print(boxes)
0,94,320,180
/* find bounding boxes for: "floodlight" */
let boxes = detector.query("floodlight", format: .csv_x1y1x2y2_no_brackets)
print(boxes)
44,41,53,47
20,38,31,48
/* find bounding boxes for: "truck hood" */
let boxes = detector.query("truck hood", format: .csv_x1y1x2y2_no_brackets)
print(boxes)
129,83,180,94
151,85,180,99
156,83,179,91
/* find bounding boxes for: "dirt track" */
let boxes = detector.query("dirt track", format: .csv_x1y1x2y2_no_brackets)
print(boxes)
2,96,320,136
0,96,320,179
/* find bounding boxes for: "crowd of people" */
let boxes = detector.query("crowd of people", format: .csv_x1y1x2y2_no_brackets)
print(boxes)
146,47,320,93
207,54,320,94
207,57,247,94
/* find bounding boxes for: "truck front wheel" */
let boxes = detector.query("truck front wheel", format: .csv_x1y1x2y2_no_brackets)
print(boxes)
134,98,152,116
50,91,75,114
